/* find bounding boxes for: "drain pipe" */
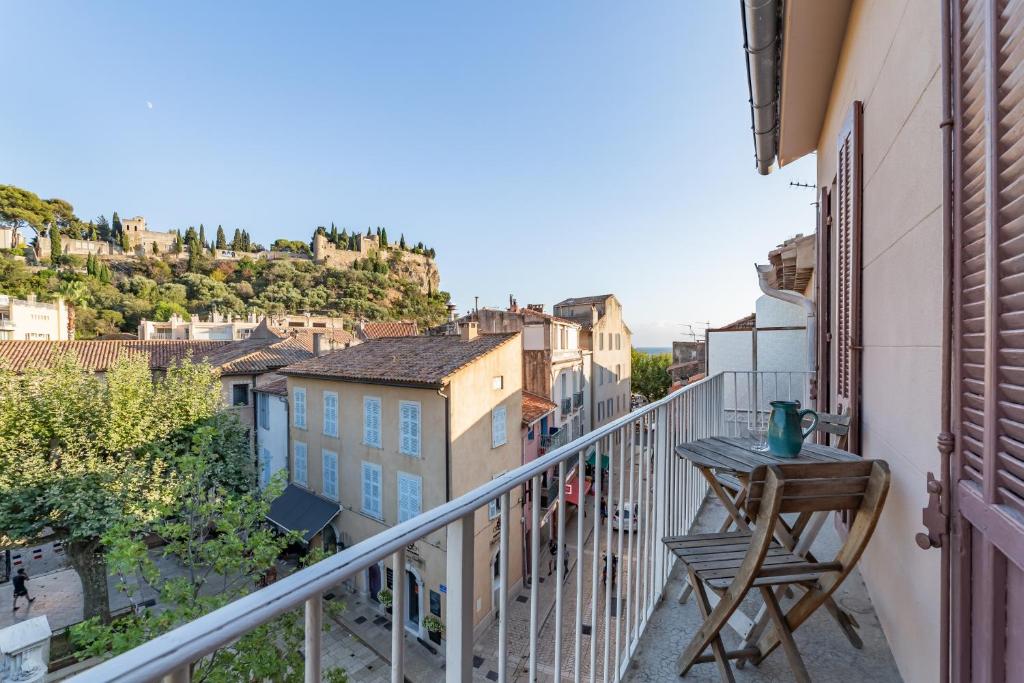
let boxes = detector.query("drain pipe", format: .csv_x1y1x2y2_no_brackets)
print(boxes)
741,0,781,175
755,264,816,397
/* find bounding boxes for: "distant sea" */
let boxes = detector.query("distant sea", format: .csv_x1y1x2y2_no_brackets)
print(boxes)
635,346,671,356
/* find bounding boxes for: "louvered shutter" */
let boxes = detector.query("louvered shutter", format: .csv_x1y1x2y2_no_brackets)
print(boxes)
950,1,1024,678
492,405,507,447
398,473,421,522
362,462,381,517
835,101,863,453
364,397,381,448
400,401,421,456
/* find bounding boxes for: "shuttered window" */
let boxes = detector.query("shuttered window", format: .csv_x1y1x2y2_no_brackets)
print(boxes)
323,392,338,437
955,0,1024,514
815,186,833,417
363,396,382,448
258,393,270,430
294,388,307,428
399,401,421,457
361,461,382,518
260,448,272,487
294,442,308,486
835,101,864,452
322,449,338,499
397,472,422,522
492,405,507,448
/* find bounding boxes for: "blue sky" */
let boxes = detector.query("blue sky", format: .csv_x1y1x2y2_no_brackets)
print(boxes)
1,2,816,346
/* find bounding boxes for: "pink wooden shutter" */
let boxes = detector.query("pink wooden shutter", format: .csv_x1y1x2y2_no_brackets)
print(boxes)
835,101,863,453
951,0,1024,680
815,185,833,425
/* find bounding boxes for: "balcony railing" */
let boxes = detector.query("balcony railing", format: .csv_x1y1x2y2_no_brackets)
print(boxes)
71,370,811,683
540,427,567,450
573,391,584,409
561,397,572,414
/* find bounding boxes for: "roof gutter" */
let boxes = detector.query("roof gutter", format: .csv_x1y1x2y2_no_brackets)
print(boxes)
741,0,781,175
755,263,815,388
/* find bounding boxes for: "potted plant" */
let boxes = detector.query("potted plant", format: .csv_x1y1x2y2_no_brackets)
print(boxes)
422,615,444,638
377,588,393,614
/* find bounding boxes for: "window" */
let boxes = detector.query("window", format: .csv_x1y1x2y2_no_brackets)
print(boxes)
598,402,604,422
294,442,308,486
492,375,504,390
260,448,272,487
397,472,422,522
528,426,535,441
232,383,249,406
294,388,307,428
560,373,567,399
399,400,422,456
323,391,338,437
363,396,382,448
257,393,270,430
488,473,505,519
599,368,604,386
616,333,621,350
322,449,338,499
615,364,621,382
607,398,613,417
599,333,604,350
361,461,382,518
492,405,507,448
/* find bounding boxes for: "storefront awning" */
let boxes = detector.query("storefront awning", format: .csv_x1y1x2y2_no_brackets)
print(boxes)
564,478,593,507
586,449,611,471
267,484,341,543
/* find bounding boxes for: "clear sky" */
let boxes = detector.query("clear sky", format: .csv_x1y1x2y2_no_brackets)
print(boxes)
1,2,817,347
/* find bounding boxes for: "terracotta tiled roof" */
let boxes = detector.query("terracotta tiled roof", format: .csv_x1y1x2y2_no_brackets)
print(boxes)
0,340,229,373
254,373,289,396
281,333,520,387
205,321,357,376
708,313,756,333
522,391,557,425
356,320,419,340
520,308,580,326
554,295,613,307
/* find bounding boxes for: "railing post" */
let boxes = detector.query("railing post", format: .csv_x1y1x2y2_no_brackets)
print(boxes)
304,594,322,683
652,404,668,594
391,547,406,683
446,513,475,683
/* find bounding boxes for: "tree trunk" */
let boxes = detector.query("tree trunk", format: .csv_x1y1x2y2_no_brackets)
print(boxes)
67,539,111,623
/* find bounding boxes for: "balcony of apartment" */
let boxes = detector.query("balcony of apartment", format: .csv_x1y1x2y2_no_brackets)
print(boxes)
71,371,900,683
573,391,584,410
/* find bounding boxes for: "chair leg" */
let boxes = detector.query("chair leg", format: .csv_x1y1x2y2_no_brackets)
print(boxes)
758,587,811,683
681,488,748,605
678,569,736,682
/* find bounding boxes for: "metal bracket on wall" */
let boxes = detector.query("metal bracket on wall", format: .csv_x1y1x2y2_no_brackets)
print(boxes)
915,471,947,549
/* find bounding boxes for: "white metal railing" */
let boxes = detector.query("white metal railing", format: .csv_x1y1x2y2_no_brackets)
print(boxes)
69,371,804,683
721,370,814,437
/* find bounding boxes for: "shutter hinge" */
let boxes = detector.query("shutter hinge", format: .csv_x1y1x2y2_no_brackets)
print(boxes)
915,471,947,550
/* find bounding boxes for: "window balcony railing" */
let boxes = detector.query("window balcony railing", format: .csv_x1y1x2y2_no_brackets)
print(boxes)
573,391,584,409
540,427,568,451
70,370,811,683
561,397,572,414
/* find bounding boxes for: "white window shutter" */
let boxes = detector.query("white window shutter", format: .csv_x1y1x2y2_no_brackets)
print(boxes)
492,405,507,448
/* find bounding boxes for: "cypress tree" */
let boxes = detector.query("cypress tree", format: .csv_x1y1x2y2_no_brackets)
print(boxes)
111,211,122,239
216,225,227,249
50,228,63,262
399,234,406,249
340,229,349,248
198,224,206,247
120,230,132,253
380,227,388,247
366,227,372,237
231,228,242,250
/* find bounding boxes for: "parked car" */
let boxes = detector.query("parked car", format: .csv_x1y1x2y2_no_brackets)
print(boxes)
611,503,638,532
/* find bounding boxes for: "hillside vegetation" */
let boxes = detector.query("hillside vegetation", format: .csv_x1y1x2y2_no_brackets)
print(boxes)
0,185,451,338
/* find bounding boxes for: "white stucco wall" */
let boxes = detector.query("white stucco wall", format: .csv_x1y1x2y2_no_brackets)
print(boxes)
255,392,289,488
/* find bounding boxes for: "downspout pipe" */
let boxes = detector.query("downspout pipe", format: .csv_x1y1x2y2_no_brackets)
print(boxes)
741,0,781,175
756,264,816,395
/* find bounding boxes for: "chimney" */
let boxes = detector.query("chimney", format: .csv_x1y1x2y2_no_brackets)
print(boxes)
459,321,479,341
313,332,325,357
447,303,458,322
527,304,544,313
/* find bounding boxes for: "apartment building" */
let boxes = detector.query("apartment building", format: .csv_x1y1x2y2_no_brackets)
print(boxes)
278,324,524,639
138,311,351,341
0,294,72,341
553,294,631,428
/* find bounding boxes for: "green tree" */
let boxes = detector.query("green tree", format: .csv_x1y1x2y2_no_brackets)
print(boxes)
198,223,207,248
630,348,671,401
0,352,242,622
231,228,242,250
50,229,63,263
399,233,407,249
380,227,388,247
96,215,111,242
120,229,132,254
0,184,53,237
111,211,122,240
71,460,347,682
216,225,227,249
173,230,184,254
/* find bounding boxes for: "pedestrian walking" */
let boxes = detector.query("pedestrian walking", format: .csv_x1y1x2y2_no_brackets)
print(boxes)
547,538,558,576
12,568,35,611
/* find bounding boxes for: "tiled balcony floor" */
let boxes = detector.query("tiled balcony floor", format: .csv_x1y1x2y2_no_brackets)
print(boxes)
624,497,903,682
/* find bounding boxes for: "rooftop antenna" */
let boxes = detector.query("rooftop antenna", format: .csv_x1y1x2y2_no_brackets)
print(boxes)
474,296,479,314
789,181,816,190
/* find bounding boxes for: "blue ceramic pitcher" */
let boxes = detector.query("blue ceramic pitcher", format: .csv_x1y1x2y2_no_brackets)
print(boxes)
767,400,818,458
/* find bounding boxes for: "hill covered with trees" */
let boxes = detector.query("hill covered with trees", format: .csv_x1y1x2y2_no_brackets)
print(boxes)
0,184,451,338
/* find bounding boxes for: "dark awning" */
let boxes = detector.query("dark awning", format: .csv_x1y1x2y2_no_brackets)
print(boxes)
267,484,341,543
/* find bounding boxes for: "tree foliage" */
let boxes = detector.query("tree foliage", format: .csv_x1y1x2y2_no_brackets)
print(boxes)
0,352,250,621
71,462,348,682
630,348,672,401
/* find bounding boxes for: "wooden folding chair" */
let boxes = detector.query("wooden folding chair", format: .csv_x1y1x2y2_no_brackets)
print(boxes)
662,460,890,682
813,410,852,450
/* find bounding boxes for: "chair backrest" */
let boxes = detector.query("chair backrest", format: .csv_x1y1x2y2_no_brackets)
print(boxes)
815,411,852,436
744,460,884,517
